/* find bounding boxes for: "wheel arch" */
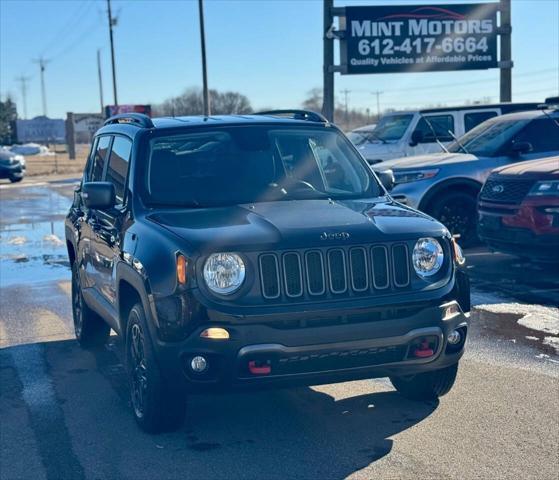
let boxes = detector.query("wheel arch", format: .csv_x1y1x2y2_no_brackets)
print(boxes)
419,178,483,213
116,262,156,339
66,240,76,266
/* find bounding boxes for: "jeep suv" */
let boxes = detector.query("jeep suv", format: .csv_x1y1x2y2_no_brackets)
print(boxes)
65,110,470,433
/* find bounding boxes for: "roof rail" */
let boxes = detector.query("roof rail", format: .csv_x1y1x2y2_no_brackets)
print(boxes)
255,109,328,123
104,113,154,128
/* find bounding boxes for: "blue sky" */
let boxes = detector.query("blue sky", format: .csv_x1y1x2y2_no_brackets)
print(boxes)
1,0,558,119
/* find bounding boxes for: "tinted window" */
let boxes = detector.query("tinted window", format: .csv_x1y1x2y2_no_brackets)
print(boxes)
447,119,529,156
464,111,498,132
106,136,132,203
514,119,559,153
91,136,112,181
414,115,455,142
145,126,378,207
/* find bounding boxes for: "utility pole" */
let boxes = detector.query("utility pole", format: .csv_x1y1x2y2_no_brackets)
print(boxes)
198,0,210,116
340,89,350,125
107,0,118,106
499,0,512,102
97,49,105,114
15,75,31,119
32,57,50,117
322,0,334,122
372,90,383,119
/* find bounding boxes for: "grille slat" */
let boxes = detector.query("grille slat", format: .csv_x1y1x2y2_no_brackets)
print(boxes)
259,243,412,300
305,251,326,296
328,249,347,294
480,177,536,204
371,246,390,290
283,253,303,297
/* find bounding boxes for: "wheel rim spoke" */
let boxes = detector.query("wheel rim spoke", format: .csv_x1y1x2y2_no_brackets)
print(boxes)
130,323,147,416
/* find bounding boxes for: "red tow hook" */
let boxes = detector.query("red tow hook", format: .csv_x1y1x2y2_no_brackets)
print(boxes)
248,360,271,375
413,340,434,358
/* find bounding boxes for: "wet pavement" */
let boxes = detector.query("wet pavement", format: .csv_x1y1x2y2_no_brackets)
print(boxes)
1,180,558,480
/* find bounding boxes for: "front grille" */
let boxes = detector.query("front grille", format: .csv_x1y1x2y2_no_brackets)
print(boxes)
258,243,412,301
480,176,535,204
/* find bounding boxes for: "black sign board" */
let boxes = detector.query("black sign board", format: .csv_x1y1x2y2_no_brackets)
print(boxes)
344,3,499,74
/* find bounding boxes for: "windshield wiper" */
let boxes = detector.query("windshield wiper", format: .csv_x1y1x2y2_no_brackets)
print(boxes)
365,131,387,144
447,129,469,154
419,114,449,153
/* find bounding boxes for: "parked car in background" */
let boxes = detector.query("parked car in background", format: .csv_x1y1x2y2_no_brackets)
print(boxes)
347,123,377,145
478,157,559,262
0,148,26,182
358,103,539,165
375,105,559,247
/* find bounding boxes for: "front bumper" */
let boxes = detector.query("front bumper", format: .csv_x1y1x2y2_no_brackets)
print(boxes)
153,300,468,393
0,162,25,178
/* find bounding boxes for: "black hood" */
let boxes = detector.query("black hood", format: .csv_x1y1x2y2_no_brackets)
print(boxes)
147,199,446,254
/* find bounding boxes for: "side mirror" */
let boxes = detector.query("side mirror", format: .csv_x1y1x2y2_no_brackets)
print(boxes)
377,170,395,192
511,141,533,155
82,182,116,210
409,130,424,147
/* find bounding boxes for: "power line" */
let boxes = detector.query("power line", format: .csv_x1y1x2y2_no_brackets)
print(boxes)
14,75,31,119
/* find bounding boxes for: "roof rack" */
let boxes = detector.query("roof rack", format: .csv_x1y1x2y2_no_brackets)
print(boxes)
255,109,328,123
104,113,154,128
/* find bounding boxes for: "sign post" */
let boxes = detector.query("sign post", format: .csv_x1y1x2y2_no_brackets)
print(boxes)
499,0,512,101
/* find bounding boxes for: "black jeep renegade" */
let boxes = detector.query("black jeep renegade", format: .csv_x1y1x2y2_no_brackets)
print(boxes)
65,111,470,433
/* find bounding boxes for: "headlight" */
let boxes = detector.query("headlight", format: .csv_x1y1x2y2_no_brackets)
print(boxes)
203,253,245,295
15,155,25,166
394,169,439,184
528,180,559,196
413,237,444,277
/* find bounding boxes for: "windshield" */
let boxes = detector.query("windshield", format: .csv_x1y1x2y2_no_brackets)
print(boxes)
447,118,530,156
143,126,380,207
365,114,413,142
348,129,375,145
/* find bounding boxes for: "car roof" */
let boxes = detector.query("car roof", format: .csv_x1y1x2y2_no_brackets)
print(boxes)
383,102,541,116
488,109,559,122
95,113,331,138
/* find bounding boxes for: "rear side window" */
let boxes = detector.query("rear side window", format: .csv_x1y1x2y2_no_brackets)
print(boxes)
515,119,559,153
464,111,498,132
106,136,132,204
413,115,455,142
91,136,112,181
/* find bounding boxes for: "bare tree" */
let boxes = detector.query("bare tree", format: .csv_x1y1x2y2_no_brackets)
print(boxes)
155,88,252,116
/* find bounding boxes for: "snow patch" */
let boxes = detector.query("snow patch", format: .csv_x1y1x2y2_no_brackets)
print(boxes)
543,336,559,354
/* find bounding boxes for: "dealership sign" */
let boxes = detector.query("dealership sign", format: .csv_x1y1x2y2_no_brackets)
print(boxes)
344,3,499,74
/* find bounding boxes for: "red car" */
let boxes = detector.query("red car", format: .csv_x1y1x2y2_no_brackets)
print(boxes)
478,157,559,262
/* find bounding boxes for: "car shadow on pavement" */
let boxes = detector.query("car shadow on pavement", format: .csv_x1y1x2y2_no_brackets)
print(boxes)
2,339,439,480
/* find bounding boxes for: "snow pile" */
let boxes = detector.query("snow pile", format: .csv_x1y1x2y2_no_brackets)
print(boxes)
474,301,559,336
10,143,53,156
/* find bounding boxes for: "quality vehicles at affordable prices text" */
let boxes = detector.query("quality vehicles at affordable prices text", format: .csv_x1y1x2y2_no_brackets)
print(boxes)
66,110,470,433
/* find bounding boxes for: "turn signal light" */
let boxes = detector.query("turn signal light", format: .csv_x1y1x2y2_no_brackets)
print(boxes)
200,327,230,340
176,255,187,285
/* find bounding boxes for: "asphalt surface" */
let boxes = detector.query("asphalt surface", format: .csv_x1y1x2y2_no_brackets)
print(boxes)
1,179,558,480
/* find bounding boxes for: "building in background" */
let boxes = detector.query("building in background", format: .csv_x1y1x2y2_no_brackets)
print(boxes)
16,116,65,143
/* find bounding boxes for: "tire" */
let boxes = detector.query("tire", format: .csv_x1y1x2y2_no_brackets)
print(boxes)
126,303,186,433
390,363,458,401
428,191,479,248
71,264,110,348
9,176,23,183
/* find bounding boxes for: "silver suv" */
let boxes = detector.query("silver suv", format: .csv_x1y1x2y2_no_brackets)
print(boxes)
376,107,559,246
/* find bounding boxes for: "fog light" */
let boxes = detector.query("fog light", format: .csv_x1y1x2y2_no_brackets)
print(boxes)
190,355,208,373
447,330,462,345
200,327,230,340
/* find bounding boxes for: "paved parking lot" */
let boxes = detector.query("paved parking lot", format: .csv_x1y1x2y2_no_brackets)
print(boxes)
1,179,558,480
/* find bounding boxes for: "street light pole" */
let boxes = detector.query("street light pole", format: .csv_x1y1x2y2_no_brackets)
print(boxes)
97,49,105,114
107,0,118,106
198,0,210,116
